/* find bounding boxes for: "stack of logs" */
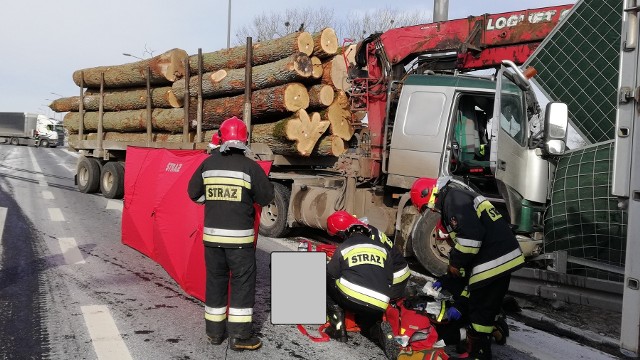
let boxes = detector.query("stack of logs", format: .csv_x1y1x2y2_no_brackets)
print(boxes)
52,28,360,157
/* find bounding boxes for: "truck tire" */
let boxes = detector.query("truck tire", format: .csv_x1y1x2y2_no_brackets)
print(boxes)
411,211,449,277
39,139,49,147
10,138,19,146
100,162,125,199
77,157,101,193
259,182,291,238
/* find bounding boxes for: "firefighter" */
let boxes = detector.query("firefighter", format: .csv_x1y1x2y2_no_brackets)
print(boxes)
367,223,411,300
325,210,394,346
187,117,274,351
410,176,524,360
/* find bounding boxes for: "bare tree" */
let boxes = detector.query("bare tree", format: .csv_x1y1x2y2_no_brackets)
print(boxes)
234,7,337,44
234,7,431,45
337,8,431,42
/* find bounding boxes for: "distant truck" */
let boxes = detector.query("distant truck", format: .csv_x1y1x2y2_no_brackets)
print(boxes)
0,112,59,147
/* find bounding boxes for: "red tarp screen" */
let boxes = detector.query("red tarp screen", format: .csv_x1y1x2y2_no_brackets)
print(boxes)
121,147,271,301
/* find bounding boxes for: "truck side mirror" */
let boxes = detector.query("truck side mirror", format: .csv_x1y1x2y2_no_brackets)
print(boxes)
543,102,568,155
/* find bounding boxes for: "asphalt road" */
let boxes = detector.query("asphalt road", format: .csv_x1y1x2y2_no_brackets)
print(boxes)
0,144,619,360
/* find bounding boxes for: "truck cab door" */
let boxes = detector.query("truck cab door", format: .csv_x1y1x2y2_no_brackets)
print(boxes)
490,65,551,216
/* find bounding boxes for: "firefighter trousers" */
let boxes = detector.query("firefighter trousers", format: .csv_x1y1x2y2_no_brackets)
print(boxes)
204,246,256,339
468,275,511,335
327,277,384,339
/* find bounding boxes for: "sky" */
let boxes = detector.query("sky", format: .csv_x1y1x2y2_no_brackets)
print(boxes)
0,0,576,119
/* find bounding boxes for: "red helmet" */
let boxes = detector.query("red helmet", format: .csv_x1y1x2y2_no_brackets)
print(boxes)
327,210,367,236
410,177,438,212
219,116,248,143
210,132,221,146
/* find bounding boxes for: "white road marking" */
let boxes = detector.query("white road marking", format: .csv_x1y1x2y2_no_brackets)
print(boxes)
27,147,46,181
42,191,54,200
58,237,85,264
58,162,75,173
63,148,80,158
48,208,65,222
106,200,123,211
0,207,6,256
81,305,133,360
39,180,47,187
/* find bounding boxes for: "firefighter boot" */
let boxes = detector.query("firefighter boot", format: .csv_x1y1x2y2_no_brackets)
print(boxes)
229,336,262,351
379,321,401,360
325,304,348,342
492,314,508,345
450,330,492,360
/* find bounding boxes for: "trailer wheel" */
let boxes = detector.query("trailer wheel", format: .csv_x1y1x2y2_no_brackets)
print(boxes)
39,139,49,148
77,157,101,193
10,138,19,146
259,182,291,238
411,211,450,277
100,162,125,199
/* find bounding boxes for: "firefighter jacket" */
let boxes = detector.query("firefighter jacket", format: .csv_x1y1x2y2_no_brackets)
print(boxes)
327,231,394,312
437,186,524,290
187,150,274,248
369,227,410,299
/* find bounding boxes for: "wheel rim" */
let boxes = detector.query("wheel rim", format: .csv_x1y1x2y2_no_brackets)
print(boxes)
79,167,88,186
261,201,279,227
102,171,114,192
429,226,452,263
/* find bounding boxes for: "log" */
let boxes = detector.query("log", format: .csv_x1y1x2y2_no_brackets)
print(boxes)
188,31,314,73
251,127,345,157
72,48,188,88
250,109,329,156
49,86,180,112
172,52,313,99
311,28,339,59
321,55,349,91
63,108,185,133
310,56,323,79
188,83,309,129
307,84,334,109
321,90,354,140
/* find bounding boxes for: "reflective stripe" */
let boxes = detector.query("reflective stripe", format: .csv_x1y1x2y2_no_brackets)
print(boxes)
204,306,227,322
228,308,253,315
474,197,502,220
461,288,470,298
469,249,525,285
373,232,393,248
204,177,251,189
472,196,487,211
195,195,205,204
341,243,388,259
472,322,494,334
336,278,389,311
228,307,253,323
228,315,252,323
454,237,482,254
203,170,251,183
203,227,255,244
437,303,446,322
393,266,410,284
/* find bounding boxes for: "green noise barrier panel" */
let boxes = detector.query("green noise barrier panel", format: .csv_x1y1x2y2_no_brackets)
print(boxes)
543,141,627,281
526,0,622,143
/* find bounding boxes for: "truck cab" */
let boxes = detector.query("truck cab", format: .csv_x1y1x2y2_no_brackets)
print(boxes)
400,63,568,275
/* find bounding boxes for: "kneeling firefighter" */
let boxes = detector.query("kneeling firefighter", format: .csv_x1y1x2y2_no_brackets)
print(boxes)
325,210,394,347
410,177,524,360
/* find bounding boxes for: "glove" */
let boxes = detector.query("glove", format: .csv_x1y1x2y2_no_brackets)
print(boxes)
432,281,442,291
445,307,462,321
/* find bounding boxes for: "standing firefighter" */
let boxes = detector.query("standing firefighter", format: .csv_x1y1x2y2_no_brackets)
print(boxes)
187,117,274,351
410,176,524,360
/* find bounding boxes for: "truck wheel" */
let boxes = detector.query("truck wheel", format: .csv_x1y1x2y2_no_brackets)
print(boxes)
10,138,19,146
39,139,49,147
77,157,101,193
411,211,450,277
100,162,125,199
259,182,291,238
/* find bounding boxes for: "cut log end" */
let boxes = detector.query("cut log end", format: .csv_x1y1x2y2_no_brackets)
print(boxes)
297,32,314,56
292,53,313,77
164,48,189,82
311,57,323,79
284,83,310,112
210,69,228,83
319,28,339,55
317,85,334,106
167,89,183,108
331,136,347,156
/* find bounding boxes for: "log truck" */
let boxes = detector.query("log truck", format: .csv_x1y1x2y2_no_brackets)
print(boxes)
253,4,573,275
